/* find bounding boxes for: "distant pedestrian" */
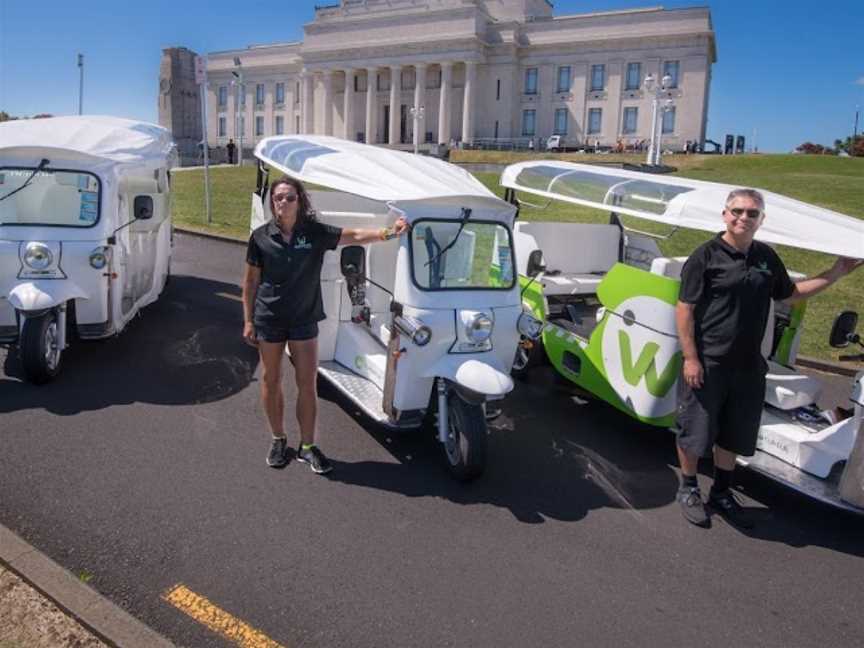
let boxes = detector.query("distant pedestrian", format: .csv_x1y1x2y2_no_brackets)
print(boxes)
226,139,236,165
674,188,862,528
242,175,410,473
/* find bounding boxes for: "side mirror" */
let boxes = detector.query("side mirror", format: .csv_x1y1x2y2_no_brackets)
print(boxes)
134,195,154,220
341,245,365,278
526,249,546,278
829,310,860,348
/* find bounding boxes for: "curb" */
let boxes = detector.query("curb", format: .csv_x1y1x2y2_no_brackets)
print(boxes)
173,228,863,378
0,523,175,648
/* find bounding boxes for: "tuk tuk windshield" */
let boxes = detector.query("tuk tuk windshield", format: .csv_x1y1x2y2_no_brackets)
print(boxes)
0,168,101,227
410,219,515,290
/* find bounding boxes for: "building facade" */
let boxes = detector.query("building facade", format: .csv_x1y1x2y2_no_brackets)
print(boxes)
159,47,203,159
203,0,716,151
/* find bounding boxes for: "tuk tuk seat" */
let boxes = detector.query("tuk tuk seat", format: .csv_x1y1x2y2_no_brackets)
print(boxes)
649,255,822,411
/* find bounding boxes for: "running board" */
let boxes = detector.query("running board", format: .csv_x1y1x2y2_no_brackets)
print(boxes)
318,361,421,430
737,450,862,515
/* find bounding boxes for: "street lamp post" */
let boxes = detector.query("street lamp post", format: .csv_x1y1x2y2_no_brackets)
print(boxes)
644,73,674,166
232,57,244,166
77,54,84,115
409,105,425,155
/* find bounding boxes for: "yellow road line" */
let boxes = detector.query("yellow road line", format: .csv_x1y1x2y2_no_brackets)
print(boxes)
216,291,243,302
162,583,286,648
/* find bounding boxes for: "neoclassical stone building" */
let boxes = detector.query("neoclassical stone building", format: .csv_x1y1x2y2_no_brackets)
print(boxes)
204,0,716,150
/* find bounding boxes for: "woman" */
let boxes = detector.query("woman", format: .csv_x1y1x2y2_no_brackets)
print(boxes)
242,176,409,473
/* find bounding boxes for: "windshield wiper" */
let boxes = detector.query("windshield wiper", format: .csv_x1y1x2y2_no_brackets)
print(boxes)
425,207,472,269
0,159,50,203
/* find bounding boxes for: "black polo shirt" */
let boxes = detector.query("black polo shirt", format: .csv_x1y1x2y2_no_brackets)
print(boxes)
678,233,796,368
246,219,342,327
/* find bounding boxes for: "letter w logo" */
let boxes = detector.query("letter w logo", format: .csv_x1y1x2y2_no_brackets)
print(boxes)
618,330,682,398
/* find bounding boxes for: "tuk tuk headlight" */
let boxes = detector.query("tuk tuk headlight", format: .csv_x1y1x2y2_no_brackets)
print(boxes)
89,246,110,269
464,312,493,344
518,311,543,340
23,242,53,270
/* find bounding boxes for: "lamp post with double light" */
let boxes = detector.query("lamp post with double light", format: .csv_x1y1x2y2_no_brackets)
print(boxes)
644,73,674,166
232,57,244,166
410,105,425,155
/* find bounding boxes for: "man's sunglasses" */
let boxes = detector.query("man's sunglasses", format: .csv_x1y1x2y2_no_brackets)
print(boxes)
273,194,298,204
727,207,762,219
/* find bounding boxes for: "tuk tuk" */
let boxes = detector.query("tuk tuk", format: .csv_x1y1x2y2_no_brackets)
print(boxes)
502,160,864,512
0,116,176,384
249,135,541,480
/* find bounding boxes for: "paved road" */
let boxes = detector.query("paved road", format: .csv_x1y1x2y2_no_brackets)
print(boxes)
1,233,862,648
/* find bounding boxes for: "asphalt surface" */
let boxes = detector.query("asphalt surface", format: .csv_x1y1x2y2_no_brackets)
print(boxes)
1,232,863,648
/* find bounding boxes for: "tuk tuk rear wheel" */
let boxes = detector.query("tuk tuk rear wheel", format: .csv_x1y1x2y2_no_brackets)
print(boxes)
20,312,62,385
443,392,487,482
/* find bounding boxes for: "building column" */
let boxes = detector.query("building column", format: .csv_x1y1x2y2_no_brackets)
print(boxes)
461,61,477,145
365,67,377,143
413,63,427,149
264,81,274,138
302,71,314,134
438,62,452,145
343,68,355,141
389,65,401,145
322,70,334,136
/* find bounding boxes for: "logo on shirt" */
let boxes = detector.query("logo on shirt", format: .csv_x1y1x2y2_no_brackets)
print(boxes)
294,235,312,250
753,260,772,275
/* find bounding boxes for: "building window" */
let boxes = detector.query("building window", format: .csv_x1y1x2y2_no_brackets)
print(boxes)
587,108,602,134
401,69,415,90
554,108,568,135
239,116,245,136
218,86,227,107
275,83,285,105
294,81,300,103
275,115,284,135
556,66,571,93
496,79,500,101
255,116,264,136
377,73,390,91
625,63,641,91
218,116,226,137
590,65,605,92
429,68,441,89
256,84,265,105
622,107,638,134
295,115,300,134
524,68,538,95
521,109,536,136
662,107,676,134
494,120,499,138
663,60,680,88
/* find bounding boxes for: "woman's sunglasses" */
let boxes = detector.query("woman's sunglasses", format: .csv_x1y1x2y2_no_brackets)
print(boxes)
727,207,762,219
273,194,298,204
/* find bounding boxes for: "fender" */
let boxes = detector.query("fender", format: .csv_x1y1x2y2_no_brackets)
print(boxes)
423,355,514,398
8,280,89,313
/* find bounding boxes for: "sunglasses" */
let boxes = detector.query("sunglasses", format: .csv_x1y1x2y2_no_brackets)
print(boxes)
727,207,762,219
273,193,298,204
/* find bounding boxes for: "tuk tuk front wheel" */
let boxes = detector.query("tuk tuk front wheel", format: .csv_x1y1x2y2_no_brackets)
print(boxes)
511,338,545,380
443,392,487,482
20,312,63,384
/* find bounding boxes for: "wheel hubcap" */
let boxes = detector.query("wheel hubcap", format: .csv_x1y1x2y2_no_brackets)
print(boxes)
43,320,59,371
513,346,529,371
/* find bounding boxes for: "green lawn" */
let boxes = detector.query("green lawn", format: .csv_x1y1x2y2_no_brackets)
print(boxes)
171,154,864,362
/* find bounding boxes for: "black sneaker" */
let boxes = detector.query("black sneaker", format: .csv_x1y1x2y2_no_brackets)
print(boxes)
708,489,754,529
296,444,333,475
267,437,289,468
678,485,710,528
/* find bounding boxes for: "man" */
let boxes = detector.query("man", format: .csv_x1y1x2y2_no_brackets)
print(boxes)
675,188,862,528
226,139,236,165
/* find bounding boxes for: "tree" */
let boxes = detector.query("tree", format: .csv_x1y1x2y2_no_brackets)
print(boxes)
796,142,834,155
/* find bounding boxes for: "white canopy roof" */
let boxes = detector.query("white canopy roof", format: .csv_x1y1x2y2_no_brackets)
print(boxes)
502,161,864,259
0,116,176,167
255,135,502,205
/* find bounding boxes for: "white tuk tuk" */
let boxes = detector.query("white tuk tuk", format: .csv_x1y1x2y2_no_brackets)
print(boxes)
502,160,864,512
250,136,541,480
0,116,176,383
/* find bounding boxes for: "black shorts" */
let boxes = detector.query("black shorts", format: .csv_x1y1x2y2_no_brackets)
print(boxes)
254,321,318,343
675,360,767,457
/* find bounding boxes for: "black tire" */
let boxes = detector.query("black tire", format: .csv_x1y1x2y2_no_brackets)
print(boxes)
20,311,62,385
442,390,487,482
511,338,546,381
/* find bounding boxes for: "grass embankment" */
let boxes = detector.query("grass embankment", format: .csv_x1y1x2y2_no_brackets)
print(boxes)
171,154,864,362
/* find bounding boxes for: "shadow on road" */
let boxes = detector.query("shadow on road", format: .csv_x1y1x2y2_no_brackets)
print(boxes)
0,276,259,415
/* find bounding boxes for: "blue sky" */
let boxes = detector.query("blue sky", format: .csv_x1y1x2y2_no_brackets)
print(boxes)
1,0,862,152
